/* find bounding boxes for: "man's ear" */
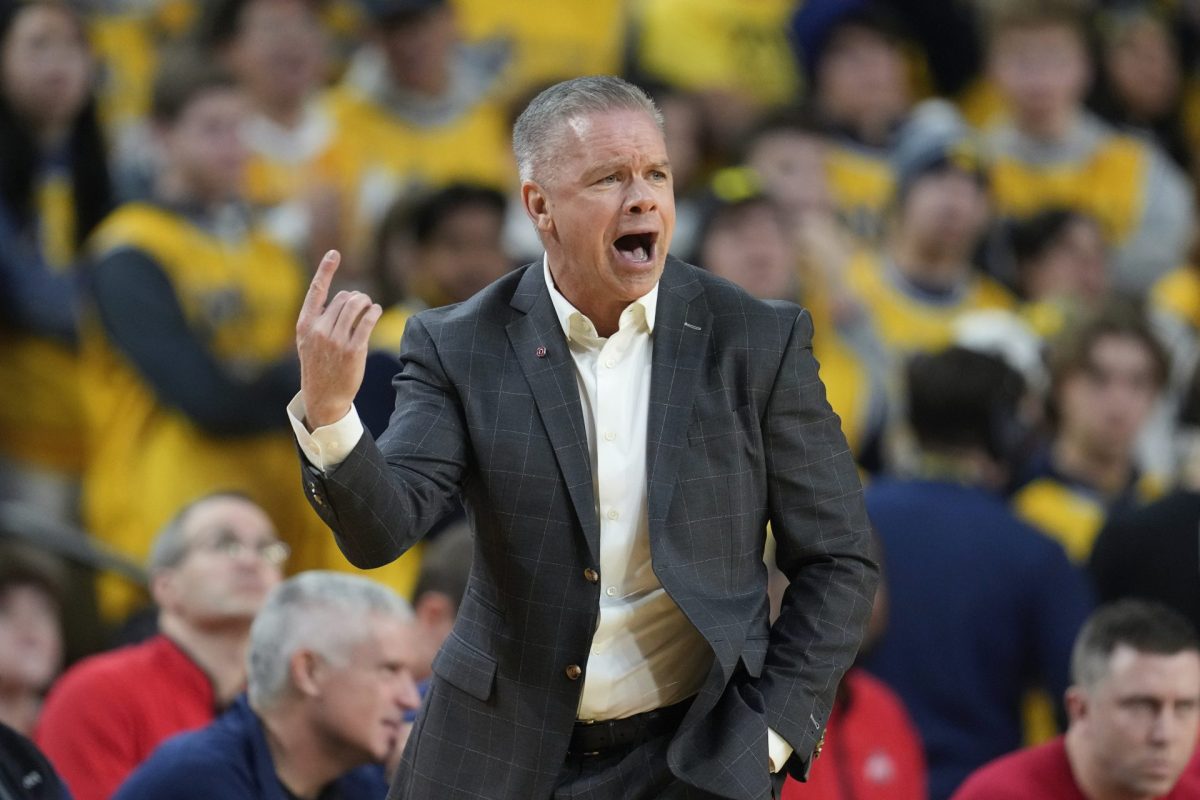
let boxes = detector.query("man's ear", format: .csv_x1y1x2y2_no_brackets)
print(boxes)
521,180,554,235
290,650,324,698
150,569,175,610
1065,686,1088,726
415,591,456,631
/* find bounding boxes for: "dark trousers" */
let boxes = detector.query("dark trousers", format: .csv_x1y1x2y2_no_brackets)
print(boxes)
552,729,786,800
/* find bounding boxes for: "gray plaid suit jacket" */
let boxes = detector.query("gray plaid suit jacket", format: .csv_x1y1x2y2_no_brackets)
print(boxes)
299,257,878,800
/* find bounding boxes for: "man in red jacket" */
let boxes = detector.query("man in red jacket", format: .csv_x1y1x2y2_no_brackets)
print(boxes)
779,536,927,800
952,599,1200,800
35,493,285,800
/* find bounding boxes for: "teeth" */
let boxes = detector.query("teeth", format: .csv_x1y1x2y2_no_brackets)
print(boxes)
632,246,647,262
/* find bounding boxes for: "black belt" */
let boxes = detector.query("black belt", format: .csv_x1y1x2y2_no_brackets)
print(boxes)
569,696,695,756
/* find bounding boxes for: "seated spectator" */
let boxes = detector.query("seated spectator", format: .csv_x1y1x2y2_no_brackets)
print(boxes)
1012,301,1169,564
952,599,1200,800
328,0,513,234
983,0,1193,292
1090,366,1200,634
200,0,363,269
1008,209,1110,338
0,721,70,800
35,493,285,800
369,181,512,349
79,52,381,621
792,0,916,242
1090,3,1193,178
843,121,1014,360
0,545,63,735
779,537,928,800
113,571,418,800
692,177,885,460
0,0,114,524
863,346,1092,800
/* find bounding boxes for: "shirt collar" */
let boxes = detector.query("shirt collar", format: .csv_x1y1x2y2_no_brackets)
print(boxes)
542,255,658,342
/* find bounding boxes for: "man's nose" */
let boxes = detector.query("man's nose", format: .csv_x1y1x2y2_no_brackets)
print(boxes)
624,178,658,215
395,672,422,711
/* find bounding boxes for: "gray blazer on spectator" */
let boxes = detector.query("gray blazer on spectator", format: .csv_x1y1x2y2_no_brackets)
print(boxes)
299,257,878,800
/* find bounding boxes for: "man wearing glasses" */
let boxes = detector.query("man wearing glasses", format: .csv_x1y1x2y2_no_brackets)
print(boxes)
35,493,287,800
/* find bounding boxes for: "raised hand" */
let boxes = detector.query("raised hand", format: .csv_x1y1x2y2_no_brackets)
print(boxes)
296,251,383,430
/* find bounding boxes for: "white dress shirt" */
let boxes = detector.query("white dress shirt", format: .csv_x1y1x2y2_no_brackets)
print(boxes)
286,256,794,770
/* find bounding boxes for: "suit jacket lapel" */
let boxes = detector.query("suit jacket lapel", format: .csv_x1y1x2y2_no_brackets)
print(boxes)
647,258,711,529
507,263,600,564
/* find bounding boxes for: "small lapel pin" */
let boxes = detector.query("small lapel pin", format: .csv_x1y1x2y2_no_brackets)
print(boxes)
684,322,702,331
535,346,547,358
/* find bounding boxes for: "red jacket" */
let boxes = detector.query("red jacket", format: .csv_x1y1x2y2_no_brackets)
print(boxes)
35,635,218,800
784,669,927,800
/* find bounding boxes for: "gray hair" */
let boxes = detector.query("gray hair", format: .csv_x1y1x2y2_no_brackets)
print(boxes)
147,491,257,574
512,75,663,183
1071,599,1200,688
246,571,413,709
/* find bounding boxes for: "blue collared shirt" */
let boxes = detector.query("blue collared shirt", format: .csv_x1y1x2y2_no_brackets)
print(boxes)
112,696,388,800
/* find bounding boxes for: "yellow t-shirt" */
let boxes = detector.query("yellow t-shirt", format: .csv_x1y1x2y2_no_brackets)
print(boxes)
1012,471,1165,565
826,144,895,244
81,204,420,621
989,134,1148,247
450,0,627,102
325,85,514,244
633,0,801,107
0,168,85,472
845,250,1017,357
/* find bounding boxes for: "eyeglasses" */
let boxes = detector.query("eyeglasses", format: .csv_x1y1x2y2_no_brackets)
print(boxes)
194,536,291,566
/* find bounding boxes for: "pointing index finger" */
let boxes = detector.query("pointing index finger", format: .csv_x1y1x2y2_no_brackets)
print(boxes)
299,250,341,328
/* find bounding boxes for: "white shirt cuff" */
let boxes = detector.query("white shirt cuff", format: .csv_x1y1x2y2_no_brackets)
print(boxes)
286,393,365,472
767,727,793,774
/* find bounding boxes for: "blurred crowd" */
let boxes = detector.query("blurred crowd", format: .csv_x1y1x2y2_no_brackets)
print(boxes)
4,0,1200,798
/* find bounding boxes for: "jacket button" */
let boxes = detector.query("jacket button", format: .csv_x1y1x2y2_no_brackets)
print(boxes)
565,664,582,680
583,568,599,583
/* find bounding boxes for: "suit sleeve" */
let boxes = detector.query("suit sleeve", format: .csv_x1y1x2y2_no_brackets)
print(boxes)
300,313,469,568
756,307,879,780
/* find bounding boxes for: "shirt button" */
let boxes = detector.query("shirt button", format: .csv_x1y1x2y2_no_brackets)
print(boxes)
606,586,617,597
565,664,582,680
328,440,339,450
603,431,616,442
605,358,615,368
583,568,599,583
606,509,619,520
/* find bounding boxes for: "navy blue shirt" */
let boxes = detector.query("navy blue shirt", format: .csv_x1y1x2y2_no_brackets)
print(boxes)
112,696,389,800
861,479,1093,800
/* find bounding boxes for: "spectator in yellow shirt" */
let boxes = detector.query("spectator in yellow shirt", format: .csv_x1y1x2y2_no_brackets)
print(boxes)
327,0,513,247
1012,302,1169,565
983,0,1194,293
0,0,114,523
199,0,363,273
843,109,1014,361
794,1,917,243
1008,209,1110,339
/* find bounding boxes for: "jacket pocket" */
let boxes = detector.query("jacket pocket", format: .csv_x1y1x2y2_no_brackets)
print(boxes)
432,632,498,702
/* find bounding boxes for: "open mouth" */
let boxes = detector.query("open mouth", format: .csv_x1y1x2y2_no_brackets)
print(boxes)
613,232,658,264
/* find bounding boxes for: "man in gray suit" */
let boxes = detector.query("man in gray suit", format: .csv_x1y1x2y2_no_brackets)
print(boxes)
289,76,877,800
